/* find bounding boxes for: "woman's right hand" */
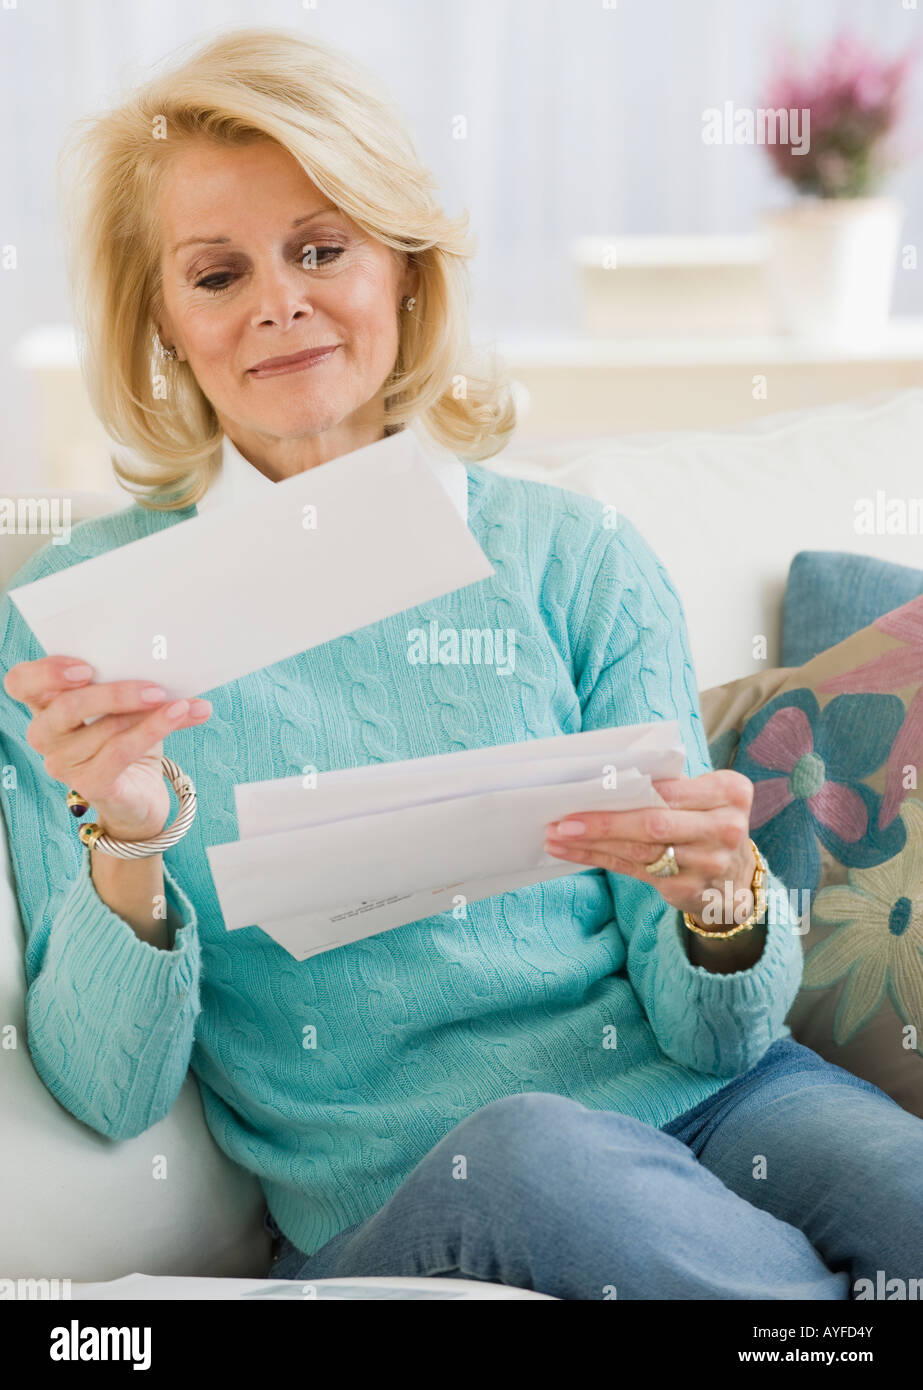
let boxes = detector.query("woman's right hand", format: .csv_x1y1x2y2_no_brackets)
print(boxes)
3,655,212,844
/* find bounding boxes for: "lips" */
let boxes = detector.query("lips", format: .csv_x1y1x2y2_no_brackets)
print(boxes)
248,345,340,375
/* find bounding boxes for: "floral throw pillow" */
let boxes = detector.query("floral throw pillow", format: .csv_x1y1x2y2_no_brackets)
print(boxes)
700,595,923,1119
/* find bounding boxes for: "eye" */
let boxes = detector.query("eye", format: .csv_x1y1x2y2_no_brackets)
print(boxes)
195,272,235,296
300,245,344,269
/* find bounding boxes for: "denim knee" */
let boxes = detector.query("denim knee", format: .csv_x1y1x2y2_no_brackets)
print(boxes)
412,1090,715,1290
422,1090,685,1224
399,1092,583,1215
446,1091,586,1165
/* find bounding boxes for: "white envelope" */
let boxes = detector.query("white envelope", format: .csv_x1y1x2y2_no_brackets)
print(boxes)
9,430,494,699
214,769,678,960
206,724,687,959
235,720,683,839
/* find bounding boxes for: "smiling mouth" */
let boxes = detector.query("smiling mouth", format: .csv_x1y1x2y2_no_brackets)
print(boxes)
248,345,340,377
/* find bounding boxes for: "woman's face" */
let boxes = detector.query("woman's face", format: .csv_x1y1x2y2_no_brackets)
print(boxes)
156,138,415,468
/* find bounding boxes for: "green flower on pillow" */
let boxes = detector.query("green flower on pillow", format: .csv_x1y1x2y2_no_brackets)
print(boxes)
732,688,907,892
803,797,923,1049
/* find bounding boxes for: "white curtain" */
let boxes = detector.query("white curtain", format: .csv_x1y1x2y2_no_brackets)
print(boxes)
2,0,921,481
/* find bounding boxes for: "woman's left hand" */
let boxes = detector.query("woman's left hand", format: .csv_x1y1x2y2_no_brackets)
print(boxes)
544,769,758,927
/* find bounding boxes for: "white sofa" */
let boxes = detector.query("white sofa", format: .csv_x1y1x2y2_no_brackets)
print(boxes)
2,388,921,1297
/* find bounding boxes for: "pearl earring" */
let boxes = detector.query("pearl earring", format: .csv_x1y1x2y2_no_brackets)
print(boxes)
402,296,416,312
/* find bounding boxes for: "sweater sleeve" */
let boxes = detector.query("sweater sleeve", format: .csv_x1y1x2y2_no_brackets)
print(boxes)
0,549,203,1141
570,510,804,1079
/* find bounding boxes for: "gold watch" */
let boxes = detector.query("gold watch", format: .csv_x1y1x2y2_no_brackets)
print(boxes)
683,838,768,940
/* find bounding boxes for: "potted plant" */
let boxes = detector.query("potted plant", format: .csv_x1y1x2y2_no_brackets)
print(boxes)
761,31,916,341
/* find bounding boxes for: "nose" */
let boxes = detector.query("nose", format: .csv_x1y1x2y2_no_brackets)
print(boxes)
249,262,316,332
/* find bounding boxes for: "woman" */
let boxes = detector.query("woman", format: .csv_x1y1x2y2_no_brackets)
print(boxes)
1,28,919,1301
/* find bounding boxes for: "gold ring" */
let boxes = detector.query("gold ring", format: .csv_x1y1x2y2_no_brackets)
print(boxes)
645,845,679,877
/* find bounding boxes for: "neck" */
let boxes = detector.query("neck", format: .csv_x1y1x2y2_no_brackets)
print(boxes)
219,405,398,482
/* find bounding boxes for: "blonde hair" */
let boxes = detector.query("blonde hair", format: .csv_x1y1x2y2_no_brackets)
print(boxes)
57,27,517,511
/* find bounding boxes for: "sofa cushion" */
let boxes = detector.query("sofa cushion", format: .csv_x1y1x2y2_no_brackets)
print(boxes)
0,799,272,1280
0,495,270,1281
701,594,923,1118
782,550,923,667
488,388,923,690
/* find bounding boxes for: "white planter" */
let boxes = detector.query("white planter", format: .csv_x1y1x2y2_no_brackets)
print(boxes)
763,196,903,343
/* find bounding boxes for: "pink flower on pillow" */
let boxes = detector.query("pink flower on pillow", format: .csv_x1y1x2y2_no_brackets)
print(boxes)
816,596,923,829
734,689,906,891
748,703,866,837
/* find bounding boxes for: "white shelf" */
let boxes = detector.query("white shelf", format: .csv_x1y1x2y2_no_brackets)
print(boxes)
571,234,767,267
497,319,923,368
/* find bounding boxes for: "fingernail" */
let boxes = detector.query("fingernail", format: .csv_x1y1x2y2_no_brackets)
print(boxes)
553,821,585,837
140,686,167,703
63,664,93,681
189,699,211,717
166,699,189,719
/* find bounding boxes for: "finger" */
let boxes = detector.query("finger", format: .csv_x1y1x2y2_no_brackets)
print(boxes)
548,768,753,844
3,655,97,713
653,770,753,813
41,701,209,783
543,839,703,888
545,834,734,877
87,701,208,789
546,804,746,851
35,679,194,744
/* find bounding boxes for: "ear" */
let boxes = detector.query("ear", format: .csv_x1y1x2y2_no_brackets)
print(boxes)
401,253,420,302
155,310,184,361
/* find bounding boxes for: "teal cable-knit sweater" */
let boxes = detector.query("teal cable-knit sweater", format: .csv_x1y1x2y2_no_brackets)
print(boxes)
0,463,803,1258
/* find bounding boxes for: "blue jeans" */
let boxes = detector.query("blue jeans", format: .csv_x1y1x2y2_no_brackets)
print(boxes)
262,1038,923,1299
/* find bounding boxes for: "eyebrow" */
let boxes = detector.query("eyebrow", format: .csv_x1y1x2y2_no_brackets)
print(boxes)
170,207,341,257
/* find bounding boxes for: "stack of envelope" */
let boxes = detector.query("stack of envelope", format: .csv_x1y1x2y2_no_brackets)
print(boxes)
208,719,686,959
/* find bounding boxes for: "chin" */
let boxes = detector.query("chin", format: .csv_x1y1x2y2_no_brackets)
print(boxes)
252,403,350,438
